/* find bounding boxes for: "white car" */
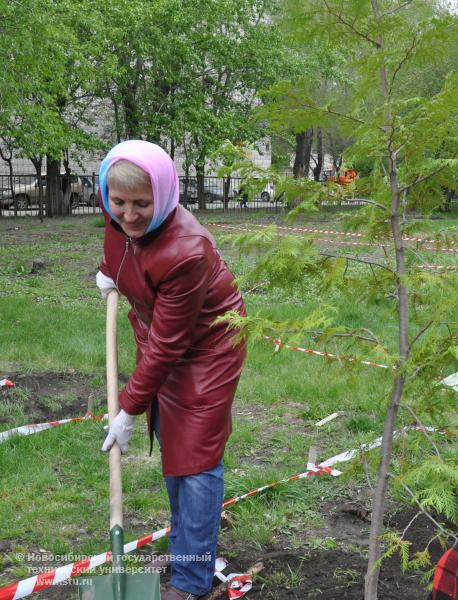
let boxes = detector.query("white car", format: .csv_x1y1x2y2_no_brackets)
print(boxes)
233,180,276,202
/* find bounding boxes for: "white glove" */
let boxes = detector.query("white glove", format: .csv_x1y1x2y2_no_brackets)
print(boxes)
96,270,117,299
102,409,135,454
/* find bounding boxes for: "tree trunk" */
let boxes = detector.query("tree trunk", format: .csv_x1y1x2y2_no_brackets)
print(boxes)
293,129,313,178
334,155,343,175
313,128,323,181
111,93,122,143
182,169,189,210
62,150,72,215
0,145,14,218
364,1,410,598
122,55,142,139
31,157,43,222
196,159,206,211
46,157,62,218
223,175,231,211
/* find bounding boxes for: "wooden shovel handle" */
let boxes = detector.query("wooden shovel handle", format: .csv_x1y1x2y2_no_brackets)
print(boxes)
106,289,123,530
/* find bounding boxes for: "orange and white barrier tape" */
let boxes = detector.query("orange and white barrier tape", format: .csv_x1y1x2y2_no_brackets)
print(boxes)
240,222,457,247
208,222,458,256
0,527,171,600
0,378,14,388
265,336,394,370
0,414,108,443
214,558,252,599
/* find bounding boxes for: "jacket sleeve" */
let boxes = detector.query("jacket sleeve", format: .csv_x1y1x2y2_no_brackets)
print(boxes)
99,252,113,278
119,253,211,414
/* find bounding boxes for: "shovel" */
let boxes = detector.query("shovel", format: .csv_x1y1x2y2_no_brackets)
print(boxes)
79,290,161,600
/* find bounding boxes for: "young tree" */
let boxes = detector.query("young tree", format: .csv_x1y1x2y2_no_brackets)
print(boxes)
223,1,458,597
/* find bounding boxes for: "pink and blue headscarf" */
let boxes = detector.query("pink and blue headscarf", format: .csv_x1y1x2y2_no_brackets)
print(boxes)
99,140,179,233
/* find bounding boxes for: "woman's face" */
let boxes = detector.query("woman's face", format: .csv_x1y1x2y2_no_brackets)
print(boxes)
108,184,154,239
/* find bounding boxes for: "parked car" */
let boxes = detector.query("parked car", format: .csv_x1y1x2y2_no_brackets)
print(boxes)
260,182,276,202
76,176,99,208
179,178,237,204
0,173,82,210
179,178,198,204
202,179,237,203
233,180,276,202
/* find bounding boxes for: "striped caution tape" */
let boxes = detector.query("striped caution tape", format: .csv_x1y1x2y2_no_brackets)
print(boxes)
318,425,441,468
0,414,108,443
265,336,394,370
0,527,171,600
0,424,451,600
218,222,457,247
214,558,253,599
222,464,341,510
0,378,14,388
207,223,458,256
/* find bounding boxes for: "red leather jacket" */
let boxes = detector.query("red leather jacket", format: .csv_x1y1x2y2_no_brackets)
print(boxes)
100,204,246,476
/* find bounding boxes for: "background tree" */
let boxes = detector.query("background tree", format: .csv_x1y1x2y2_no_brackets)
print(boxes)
86,0,285,210
0,0,106,216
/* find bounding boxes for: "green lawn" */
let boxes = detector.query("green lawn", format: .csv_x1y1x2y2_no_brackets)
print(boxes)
0,212,456,597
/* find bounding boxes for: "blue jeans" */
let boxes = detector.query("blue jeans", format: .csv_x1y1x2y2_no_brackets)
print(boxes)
154,413,224,596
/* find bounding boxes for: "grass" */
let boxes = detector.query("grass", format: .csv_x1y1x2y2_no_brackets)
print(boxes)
0,211,457,597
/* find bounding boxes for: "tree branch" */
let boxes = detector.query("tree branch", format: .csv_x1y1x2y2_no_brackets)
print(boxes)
272,95,370,128
323,0,381,48
401,510,421,540
410,319,434,347
397,479,458,544
398,162,453,195
389,35,418,95
320,251,396,275
380,1,413,18
400,405,443,461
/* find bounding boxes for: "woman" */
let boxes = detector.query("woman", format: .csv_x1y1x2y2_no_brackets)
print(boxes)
97,140,246,600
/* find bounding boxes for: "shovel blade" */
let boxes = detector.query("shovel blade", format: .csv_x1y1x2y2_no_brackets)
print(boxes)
78,572,161,600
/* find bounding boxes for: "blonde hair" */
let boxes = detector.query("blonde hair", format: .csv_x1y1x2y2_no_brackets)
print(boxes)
107,160,151,191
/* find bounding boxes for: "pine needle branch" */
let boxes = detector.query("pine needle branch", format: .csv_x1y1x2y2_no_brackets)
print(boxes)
400,405,443,461
393,477,458,544
398,159,456,195
319,251,396,275
322,0,381,48
380,1,414,18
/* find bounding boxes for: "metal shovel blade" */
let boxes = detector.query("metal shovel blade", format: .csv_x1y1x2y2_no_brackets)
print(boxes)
78,571,161,600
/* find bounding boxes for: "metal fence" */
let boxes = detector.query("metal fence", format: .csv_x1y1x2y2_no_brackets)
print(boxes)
0,174,284,218
1,173,456,219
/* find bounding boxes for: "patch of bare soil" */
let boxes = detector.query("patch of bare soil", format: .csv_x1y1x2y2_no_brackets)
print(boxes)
0,371,132,426
0,372,104,425
218,508,440,599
